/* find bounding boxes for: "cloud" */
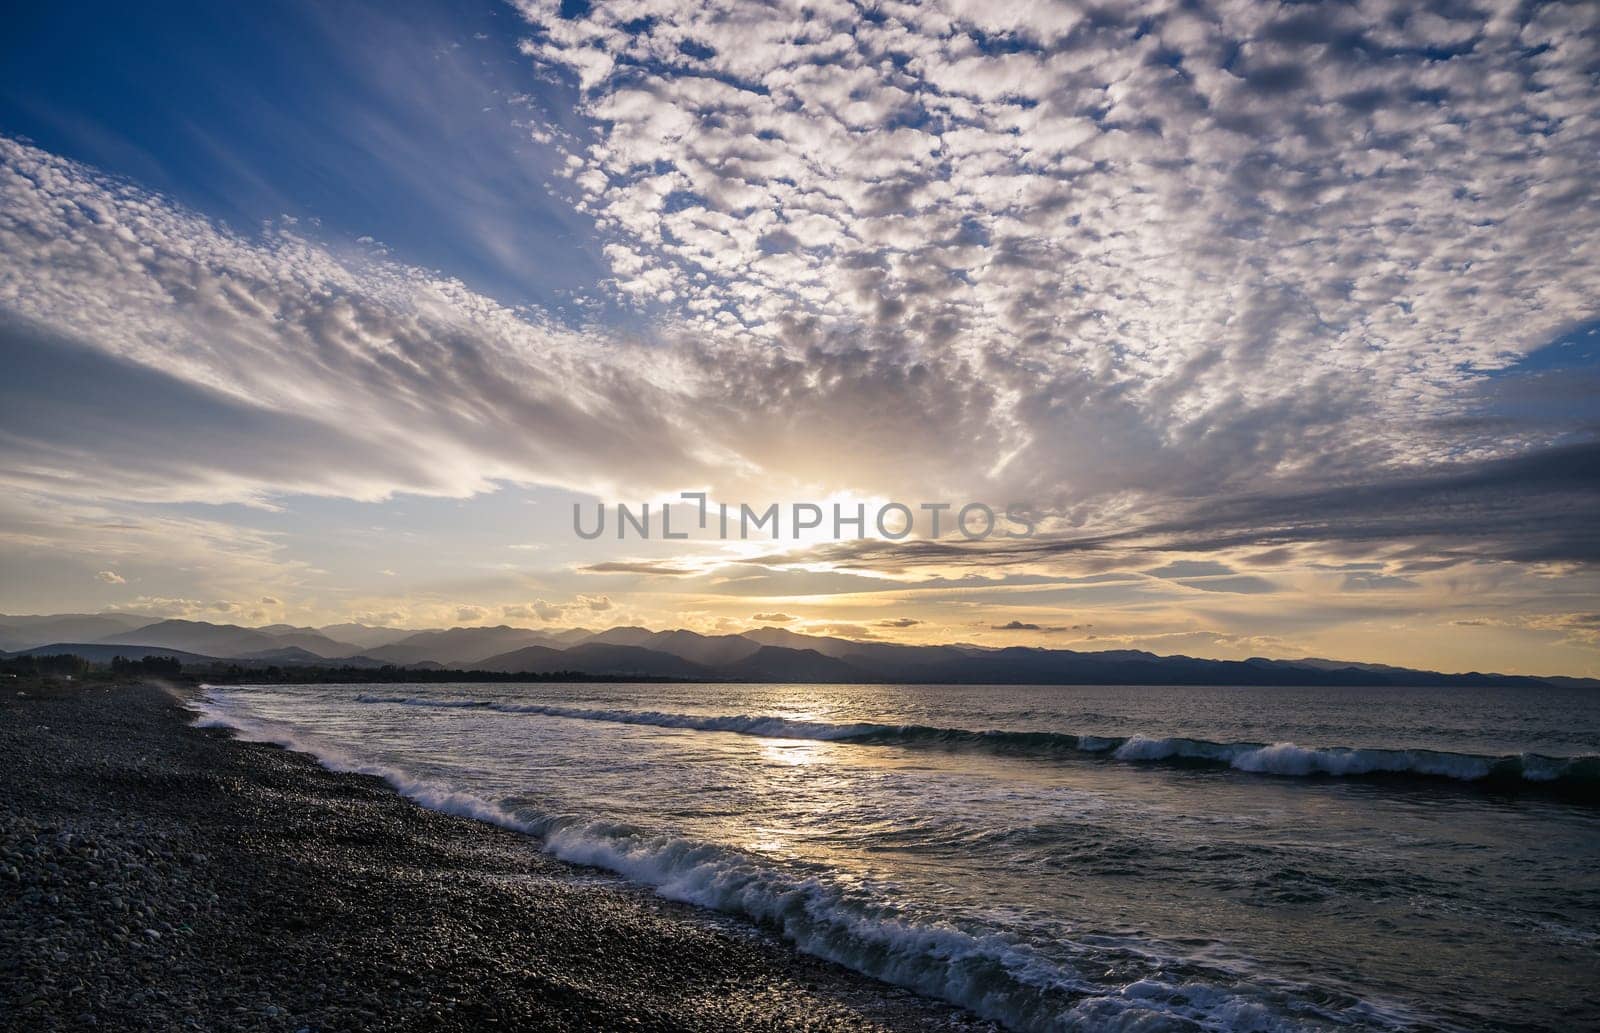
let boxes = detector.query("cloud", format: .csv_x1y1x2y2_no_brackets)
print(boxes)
504,600,566,621
991,620,1068,633
4,96,1598,577
108,596,238,619
1524,612,1600,646
516,0,1600,507
581,561,692,575
504,594,609,621
0,490,306,612
1341,572,1421,591
0,140,724,507
786,440,1600,578
3,2,1600,670
809,622,877,639
352,610,407,627
259,596,281,605
95,570,125,584
455,605,489,623
707,565,906,597
1144,561,1235,579
751,612,795,623
1121,441,1600,568
1179,576,1279,595
875,617,923,628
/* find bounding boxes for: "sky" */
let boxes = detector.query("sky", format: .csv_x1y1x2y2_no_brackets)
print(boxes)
2,0,1598,675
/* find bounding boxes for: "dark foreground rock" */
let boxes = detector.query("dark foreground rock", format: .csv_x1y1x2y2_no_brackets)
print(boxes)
0,683,995,1032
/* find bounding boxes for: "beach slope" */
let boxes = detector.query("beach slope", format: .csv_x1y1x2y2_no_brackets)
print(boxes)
0,683,992,1032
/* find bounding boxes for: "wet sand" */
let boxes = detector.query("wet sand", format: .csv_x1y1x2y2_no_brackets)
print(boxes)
0,682,994,1032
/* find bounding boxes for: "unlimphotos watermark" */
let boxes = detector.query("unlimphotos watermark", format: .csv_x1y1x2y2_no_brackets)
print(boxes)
574,493,1036,541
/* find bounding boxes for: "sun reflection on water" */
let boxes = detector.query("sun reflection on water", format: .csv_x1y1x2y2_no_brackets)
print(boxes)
760,739,831,766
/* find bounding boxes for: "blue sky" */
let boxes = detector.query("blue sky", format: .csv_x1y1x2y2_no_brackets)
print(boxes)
1,0,1598,673
1,0,610,317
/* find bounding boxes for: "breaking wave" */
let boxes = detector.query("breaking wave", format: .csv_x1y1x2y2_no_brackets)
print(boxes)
191,693,1415,1033
351,694,1600,796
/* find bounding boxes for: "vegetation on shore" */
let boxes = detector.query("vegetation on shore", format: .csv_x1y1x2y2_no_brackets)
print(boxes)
0,652,688,691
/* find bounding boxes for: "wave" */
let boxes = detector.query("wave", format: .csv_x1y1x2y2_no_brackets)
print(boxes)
352,695,888,740
191,693,1412,1033
351,694,1600,796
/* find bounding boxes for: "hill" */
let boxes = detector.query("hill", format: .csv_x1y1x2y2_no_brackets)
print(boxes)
363,626,564,666
96,620,360,659
8,643,220,664
315,623,415,650
0,612,154,652
719,645,867,682
473,643,714,679
5,612,1595,687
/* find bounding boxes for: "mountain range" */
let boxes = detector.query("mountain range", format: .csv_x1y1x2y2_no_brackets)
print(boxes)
2,613,1594,688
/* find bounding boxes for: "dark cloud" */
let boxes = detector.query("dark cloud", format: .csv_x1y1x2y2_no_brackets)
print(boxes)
1129,440,1600,566
991,620,1072,633
1341,572,1421,591
581,561,693,576
811,622,877,639
1180,576,1279,595
1243,548,1297,566
791,439,1600,575
1144,560,1235,579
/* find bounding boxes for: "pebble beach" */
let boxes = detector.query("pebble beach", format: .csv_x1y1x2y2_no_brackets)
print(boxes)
0,683,993,1032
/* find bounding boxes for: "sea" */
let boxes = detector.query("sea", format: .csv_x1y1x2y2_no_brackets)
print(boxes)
193,681,1600,1032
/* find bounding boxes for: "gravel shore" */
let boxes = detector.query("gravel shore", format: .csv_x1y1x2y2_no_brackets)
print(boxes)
1,682,996,1032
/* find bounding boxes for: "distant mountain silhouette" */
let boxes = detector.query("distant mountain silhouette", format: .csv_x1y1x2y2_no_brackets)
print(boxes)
315,622,414,650
1,613,1594,687
588,628,762,666
474,642,713,679
362,626,565,666
0,612,152,652
464,643,570,672
11,642,220,664
458,627,1582,687
719,645,865,682
740,626,869,659
583,626,657,647
97,619,358,659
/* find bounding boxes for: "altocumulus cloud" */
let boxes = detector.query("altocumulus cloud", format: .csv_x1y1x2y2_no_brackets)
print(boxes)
1,0,1598,579
516,0,1599,496
0,139,719,505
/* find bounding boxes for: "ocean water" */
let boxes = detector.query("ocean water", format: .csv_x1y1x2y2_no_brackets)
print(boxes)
194,682,1600,1032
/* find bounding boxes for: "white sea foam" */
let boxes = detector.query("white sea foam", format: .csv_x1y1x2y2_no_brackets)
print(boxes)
1229,743,1494,780
1111,735,1247,763
353,694,885,740
190,701,533,835
193,689,1413,1033
350,694,1596,789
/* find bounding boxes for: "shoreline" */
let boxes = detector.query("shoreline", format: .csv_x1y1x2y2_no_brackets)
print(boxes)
1,682,996,1032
